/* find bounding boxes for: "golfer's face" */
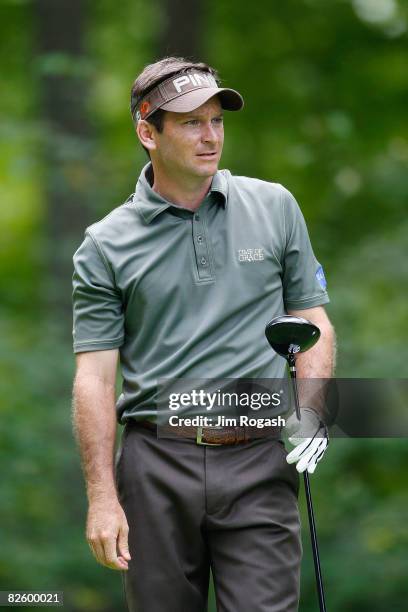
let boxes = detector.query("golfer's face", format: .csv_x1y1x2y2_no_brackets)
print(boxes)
156,96,224,179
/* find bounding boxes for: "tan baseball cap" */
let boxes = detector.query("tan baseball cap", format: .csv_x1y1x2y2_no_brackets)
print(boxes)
131,70,244,121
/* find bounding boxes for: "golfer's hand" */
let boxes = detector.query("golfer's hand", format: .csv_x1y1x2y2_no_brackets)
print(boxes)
285,408,329,474
86,498,131,570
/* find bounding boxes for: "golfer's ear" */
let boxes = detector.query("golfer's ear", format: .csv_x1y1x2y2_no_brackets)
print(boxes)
136,119,157,152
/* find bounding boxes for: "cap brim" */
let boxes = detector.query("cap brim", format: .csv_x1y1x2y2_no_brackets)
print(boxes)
160,87,244,113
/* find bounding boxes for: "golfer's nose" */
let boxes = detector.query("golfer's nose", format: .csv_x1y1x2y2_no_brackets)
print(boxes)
201,121,218,144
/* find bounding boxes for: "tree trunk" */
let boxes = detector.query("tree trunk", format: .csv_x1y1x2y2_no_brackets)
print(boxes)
33,0,94,319
157,0,205,59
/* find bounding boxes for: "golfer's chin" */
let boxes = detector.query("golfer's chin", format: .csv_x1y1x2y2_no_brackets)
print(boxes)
192,154,220,176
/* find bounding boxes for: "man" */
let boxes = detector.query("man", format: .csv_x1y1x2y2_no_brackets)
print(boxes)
72,57,335,612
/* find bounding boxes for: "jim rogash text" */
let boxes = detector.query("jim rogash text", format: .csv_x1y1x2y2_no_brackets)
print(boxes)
167,415,286,428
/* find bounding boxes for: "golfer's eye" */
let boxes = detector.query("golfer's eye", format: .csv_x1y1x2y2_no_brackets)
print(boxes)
212,116,223,125
185,119,200,126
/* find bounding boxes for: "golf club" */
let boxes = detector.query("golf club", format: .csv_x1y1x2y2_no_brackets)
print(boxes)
265,315,327,612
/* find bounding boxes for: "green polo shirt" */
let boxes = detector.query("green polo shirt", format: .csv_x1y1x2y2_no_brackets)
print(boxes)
72,162,329,423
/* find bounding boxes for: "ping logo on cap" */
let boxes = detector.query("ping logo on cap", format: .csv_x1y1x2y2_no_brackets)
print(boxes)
172,72,217,93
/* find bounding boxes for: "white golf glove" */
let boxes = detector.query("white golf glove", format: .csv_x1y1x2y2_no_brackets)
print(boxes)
285,408,329,474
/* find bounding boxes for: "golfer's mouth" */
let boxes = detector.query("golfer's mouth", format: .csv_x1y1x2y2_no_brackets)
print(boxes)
197,152,217,158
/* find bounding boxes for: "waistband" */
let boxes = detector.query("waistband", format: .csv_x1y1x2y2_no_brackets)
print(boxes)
125,419,282,446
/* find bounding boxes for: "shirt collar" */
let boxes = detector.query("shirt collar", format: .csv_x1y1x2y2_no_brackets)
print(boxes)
133,162,229,224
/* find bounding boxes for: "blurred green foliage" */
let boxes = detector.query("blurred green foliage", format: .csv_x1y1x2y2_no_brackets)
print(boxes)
1,0,407,610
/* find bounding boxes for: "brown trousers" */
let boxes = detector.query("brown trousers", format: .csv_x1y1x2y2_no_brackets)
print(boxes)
115,422,302,612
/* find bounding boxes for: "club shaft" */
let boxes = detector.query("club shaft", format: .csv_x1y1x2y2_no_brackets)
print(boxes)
288,355,301,420
289,368,327,612
303,471,326,611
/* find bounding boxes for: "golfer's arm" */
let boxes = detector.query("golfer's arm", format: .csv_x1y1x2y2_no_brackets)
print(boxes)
72,349,119,504
287,306,336,420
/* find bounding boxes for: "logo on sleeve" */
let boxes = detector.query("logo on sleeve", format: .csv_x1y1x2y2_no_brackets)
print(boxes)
316,265,327,289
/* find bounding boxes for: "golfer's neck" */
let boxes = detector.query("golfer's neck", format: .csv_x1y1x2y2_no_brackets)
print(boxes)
151,165,213,212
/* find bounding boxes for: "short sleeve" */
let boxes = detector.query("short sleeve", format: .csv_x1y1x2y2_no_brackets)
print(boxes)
281,188,330,310
72,231,125,353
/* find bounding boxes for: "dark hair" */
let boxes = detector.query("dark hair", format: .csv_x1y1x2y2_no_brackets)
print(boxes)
131,57,220,156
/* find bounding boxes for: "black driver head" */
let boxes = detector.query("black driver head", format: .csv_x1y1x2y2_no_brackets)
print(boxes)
265,315,320,358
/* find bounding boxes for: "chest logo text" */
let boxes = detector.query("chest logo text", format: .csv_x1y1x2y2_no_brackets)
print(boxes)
238,248,265,262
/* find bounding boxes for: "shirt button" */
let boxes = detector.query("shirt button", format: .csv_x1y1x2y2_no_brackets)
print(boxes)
197,235,203,243
194,214,200,221
200,257,207,265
